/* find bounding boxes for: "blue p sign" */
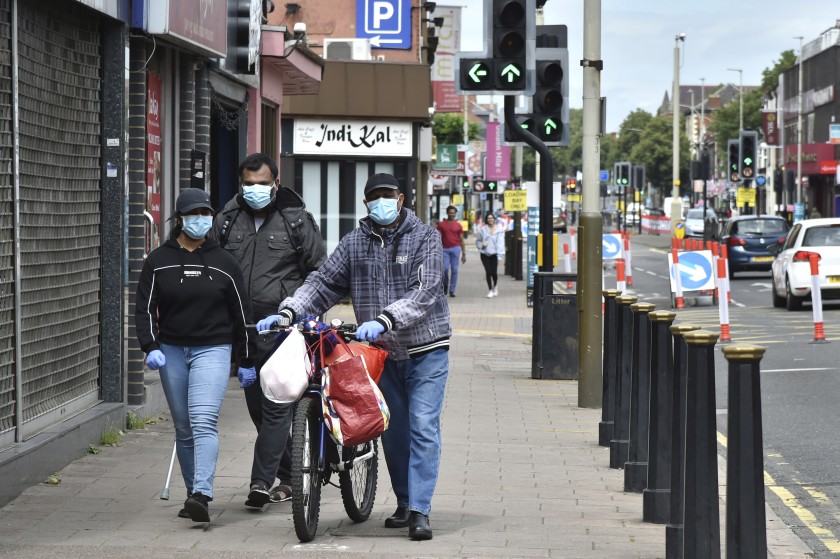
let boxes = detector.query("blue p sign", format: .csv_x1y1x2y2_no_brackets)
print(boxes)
357,0,411,49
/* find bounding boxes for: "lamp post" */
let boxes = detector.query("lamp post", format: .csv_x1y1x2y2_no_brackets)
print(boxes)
727,68,743,131
672,33,685,231
699,77,705,146
795,36,804,207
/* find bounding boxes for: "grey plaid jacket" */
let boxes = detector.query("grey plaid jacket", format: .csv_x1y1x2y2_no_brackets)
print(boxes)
280,209,451,361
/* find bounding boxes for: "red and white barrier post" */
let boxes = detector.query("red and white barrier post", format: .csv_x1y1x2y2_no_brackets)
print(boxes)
711,242,720,300
563,243,573,288
809,253,827,343
624,233,633,286
717,257,731,342
720,243,732,303
570,227,577,259
617,258,627,293
671,248,685,309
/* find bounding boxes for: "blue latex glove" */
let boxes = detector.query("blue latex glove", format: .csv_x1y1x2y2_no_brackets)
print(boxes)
257,309,293,333
146,349,165,370
356,320,385,342
237,366,256,389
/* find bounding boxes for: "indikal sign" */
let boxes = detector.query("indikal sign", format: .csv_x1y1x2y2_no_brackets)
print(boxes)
294,119,413,157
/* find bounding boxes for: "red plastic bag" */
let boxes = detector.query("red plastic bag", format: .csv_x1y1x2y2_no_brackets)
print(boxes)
322,355,390,446
323,342,388,383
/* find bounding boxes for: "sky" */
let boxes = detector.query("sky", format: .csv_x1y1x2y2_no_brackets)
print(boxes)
455,0,840,132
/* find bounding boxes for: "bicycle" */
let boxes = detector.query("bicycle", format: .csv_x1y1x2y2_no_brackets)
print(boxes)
261,318,381,543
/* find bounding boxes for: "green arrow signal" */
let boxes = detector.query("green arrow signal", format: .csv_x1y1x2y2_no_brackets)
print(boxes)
500,64,521,83
544,119,558,136
743,157,753,166
520,122,529,129
468,63,488,83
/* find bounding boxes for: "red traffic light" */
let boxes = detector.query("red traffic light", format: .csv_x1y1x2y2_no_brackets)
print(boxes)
495,0,525,26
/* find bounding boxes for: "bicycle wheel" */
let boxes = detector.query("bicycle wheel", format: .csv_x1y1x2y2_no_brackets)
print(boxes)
339,438,378,522
291,396,322,542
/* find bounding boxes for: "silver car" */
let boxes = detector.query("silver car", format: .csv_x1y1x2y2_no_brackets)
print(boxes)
684,208,718,238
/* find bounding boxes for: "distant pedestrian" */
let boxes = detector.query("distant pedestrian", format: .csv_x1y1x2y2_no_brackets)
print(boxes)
436,205,466,297
135,188,254,523
475,213,506,298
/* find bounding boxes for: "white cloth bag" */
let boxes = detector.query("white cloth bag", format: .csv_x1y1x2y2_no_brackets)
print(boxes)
260,328,311,404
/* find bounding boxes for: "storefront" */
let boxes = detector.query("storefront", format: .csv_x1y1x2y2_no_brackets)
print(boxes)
784,143,840,217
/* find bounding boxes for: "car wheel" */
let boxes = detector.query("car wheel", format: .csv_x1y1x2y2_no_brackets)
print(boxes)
785,278,803,311
771,278,785,308
728,265,736,280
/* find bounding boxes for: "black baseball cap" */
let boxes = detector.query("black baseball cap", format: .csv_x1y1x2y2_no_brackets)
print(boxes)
364,173,401,197
176,188,214,214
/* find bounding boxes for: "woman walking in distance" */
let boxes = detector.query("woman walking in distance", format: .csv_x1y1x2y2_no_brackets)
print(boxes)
135,188,254,523
475,213,506,298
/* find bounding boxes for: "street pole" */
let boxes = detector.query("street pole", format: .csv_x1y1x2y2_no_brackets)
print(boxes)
796,36,804,207
727,68,743,131
671,34,684,231
463,94,470,229
578,0,603,409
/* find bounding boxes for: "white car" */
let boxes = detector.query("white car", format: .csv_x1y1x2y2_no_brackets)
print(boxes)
684,208,718,238
770,218,840,310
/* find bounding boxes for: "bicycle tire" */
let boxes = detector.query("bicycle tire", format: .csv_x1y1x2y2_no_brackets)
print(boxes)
291,396,322,542
339,438,378,522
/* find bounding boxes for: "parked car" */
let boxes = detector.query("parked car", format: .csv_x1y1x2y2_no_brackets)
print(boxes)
719,215,790,278
684,208,719,238
552,207,567,233
770,218,840,310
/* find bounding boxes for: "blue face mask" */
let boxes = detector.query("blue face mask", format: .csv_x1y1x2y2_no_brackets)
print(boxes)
182,215,213,240
242,183,274,209
367,197,400,225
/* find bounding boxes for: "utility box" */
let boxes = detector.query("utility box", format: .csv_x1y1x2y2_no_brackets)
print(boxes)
532,272,578,380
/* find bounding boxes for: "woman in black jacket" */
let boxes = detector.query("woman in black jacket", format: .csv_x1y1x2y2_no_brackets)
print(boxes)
135,188,254,523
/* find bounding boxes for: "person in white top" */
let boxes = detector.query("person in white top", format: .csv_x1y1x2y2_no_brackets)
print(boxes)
475,213,507,298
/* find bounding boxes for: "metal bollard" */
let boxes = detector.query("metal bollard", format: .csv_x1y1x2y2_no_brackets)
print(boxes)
643,310,677,523
609,295,638,469
665,324,701,559
599,289,622,447
624,302,656,493
723,345,768,559
682,330,721,559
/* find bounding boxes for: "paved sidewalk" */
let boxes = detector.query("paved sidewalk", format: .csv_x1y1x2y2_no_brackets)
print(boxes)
0,237,811,558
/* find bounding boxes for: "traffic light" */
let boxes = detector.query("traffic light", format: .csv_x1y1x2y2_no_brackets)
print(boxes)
487,181,498,192
773,167,783,194
566,178,576,192
455,0,535,95
700,150,712,181
727,139,740,183
462,176,471,190
739,130,758,180
785,169,796,197
227,0,259,75
615,162,631,190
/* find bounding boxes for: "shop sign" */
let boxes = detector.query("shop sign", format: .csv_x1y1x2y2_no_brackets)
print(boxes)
294,119,413,157
144,0,227,58
146,71,163,248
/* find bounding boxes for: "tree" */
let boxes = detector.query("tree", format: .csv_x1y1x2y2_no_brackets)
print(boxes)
628,115,691,195
431,113,481,145
761,50,797,94
707,88,763,155
616,109,654,160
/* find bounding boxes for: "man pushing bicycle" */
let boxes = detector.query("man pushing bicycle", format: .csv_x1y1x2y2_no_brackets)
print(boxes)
258,172,450,541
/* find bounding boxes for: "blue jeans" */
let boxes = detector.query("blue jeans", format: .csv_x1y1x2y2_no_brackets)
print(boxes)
158,343,231,499
378,349,449,516
442,246,461,294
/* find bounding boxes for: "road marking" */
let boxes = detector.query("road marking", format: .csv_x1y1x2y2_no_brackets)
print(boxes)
718,431,840,553
453,329,530,339
762,367,838,373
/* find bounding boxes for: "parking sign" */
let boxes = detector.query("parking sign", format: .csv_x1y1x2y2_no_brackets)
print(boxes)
356,0,412,50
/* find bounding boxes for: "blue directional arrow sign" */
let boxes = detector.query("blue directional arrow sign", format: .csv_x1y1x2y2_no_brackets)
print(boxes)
602,234,623,260
599,170,610,182
667,250,715,292
356,0,411,50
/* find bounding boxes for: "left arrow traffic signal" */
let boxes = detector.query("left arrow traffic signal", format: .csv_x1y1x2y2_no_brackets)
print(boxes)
460,60,492,90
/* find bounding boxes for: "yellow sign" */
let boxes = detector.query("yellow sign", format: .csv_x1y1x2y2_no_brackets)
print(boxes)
567,194,581,203
634,191,641,202
452,194,462,205
674,220,685,240
504,190,527,211
736,187,756,207
617,200,624,212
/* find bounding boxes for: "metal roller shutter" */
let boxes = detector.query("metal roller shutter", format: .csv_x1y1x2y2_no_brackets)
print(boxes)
0,0,12,439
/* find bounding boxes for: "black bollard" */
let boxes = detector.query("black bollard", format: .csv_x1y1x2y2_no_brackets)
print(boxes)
723,345,768,559
600,289,622,447
643,310,677,523
682,330,721,559
665,324,701,559
609,295,637,469
624,302,656,493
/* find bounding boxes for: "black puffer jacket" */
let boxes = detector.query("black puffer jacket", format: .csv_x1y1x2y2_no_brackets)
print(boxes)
211,186,326,325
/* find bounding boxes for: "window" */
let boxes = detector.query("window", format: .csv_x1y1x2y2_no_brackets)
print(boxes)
803,225,840,247
261,103,278,158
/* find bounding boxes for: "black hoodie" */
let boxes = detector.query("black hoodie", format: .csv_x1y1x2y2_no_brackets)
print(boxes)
134,238,254,366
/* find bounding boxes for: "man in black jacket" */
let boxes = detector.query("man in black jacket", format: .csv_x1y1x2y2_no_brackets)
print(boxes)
211,153,326,509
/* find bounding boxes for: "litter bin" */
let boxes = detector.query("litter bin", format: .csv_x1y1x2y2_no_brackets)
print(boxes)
532,272,578,380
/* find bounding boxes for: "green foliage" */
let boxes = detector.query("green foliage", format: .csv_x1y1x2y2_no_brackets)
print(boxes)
761,50,797,94
43,474,61,485
100,429,124,447
88,444,101,455
628,115,691,193
707,88,764,155
126,412,146,431
431,113,481,145
616,109,654,159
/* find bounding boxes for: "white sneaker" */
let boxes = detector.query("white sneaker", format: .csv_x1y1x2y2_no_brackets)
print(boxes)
486,290,494,298
492,287,498,297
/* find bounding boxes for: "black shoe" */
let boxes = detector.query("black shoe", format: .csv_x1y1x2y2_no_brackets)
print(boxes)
408,511,433,540
177,507,190,519
185,492,210,522
384,506,410,528
449,292,456,298
245,481,271,510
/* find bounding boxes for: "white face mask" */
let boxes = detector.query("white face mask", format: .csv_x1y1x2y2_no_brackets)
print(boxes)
242,183,274,209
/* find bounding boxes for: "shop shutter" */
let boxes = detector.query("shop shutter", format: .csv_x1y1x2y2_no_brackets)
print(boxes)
0,0,13,439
